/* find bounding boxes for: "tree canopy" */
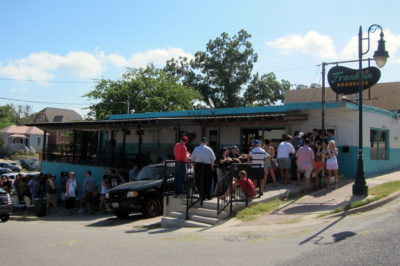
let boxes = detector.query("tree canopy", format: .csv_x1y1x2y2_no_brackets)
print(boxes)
86,30,291,117
0,104,35,129
244,73,291,106
85,65,202,119
165,29,290,108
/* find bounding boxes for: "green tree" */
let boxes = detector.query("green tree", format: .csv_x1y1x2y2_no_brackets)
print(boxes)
85,65,203,119
0,104,35,128
165,29,291,108
243,73,291,106
165,29,258,108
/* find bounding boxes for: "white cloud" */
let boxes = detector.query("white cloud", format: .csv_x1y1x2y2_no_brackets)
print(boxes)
267,31,337,59
267,29,400,64
0,48,193,83
103,48,193,68
0,51,104,82
339,29,400,64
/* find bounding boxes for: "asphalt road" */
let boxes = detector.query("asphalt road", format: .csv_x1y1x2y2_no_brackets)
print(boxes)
1,199,400,266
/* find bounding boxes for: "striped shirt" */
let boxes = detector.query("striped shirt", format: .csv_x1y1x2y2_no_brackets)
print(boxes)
249,147,269,165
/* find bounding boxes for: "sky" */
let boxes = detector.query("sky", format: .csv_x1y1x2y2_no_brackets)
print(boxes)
0,0,399,117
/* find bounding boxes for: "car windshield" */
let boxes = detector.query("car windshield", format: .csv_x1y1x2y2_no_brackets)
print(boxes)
134,166,164,181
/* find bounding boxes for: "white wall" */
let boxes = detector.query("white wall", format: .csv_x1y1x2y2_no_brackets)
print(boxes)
364,111,400,149
290,108,358,146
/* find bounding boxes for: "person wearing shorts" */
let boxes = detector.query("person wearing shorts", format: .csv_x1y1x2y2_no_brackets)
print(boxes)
277,135,296,184
249,140,268,196
313,141,324,188
296,139,315,193
326,140,339,188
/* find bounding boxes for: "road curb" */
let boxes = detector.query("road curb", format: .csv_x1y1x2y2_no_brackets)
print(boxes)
327,190,400,218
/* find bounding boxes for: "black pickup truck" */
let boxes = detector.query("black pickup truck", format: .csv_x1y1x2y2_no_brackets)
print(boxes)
105,163,173,218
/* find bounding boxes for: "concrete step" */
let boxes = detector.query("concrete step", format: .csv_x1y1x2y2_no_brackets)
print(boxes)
168,210,223,225
169,211,186,219
161,216,210,228
189,214,220,225
189,207,230,219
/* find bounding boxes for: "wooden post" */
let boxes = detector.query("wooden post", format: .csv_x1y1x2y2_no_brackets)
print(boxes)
42,130,47,161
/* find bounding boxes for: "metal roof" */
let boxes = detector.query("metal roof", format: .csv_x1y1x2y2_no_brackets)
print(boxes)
28,101,394,131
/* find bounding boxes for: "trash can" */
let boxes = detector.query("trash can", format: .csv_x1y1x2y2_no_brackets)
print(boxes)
34,198,47,217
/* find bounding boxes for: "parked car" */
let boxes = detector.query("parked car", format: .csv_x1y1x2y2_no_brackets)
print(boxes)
105,163,174,218
20,159,40,171
0,187,12,222
0,168,13,175
0,162,21,172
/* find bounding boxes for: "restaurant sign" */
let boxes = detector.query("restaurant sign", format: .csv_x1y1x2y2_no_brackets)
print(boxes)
327,66,381,95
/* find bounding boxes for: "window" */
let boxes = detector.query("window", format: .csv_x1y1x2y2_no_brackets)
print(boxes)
37,137,41,145
370,128,389,160
37,113,46,121
53,115,63,122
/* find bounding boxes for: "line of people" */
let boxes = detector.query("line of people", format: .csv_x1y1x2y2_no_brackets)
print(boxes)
173,132,340,200
60,170,123,215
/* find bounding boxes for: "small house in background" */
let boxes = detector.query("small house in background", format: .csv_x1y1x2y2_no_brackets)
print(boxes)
0,125,46,154
34,107,83,146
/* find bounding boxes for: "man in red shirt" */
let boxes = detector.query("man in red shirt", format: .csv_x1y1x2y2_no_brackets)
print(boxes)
236,170,256,199
173,136,189,194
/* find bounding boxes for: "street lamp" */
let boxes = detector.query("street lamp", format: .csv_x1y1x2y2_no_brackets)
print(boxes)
353,25,389,196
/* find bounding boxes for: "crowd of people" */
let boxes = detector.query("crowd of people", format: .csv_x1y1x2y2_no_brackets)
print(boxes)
0,170,129,215
173,130,339,200
59,170,127,214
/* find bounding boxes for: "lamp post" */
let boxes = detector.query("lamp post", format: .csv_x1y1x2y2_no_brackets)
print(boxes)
353,24,389,196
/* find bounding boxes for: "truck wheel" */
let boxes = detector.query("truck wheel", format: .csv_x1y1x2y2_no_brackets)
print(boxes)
114,210,130,218
143,197,162,218
1,215,10,222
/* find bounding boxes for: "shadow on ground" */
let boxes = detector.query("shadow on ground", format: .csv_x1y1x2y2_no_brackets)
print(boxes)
124,224,182,235
86,213,147,227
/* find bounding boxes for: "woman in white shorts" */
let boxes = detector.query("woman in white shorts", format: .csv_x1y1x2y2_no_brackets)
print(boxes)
325,140,339,188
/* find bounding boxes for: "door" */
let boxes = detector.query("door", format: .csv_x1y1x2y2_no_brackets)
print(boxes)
241,129,263,154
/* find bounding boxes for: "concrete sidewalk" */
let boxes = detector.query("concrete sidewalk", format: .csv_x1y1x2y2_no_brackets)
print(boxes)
217,170,400,228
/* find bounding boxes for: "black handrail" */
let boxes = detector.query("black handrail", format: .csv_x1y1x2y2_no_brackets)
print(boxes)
163,161,264,221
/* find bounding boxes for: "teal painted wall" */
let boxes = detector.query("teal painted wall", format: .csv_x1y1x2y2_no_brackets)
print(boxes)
337,146,400,178
42,161,105,198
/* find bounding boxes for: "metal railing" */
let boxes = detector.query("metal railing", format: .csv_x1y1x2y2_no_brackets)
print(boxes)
163,161,265,221
216,164,264,215
45,144,151,169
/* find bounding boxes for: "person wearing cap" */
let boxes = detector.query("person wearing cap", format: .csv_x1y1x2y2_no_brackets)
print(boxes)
277,135,296,184
248,139,269,196
173,136,190,194
189,137,216,200
228,145,248,163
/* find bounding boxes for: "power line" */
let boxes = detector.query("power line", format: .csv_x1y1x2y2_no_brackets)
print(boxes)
271,65,317,73
0,77,98,84
0,96,93,105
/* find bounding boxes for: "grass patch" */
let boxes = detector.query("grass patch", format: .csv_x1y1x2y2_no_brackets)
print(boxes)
331,181,400,214
236,198,290,221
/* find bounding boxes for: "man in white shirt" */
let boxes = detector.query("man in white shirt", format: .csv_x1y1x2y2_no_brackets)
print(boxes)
249,140,269,196
190,137,216,200
277,135,296,184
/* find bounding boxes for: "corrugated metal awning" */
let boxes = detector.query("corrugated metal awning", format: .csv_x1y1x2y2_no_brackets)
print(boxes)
28,112,308,131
